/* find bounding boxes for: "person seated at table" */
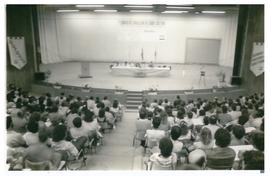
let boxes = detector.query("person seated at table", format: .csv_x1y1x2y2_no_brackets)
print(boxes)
23,129,62,170
230,125,246,146
205,128,236,169
148,137,177,170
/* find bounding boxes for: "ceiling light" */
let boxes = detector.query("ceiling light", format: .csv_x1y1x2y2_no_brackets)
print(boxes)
166,6,195,9
76,5,104,8
162,11,189,14
202,11,226,14
94,10,117,13
57,9,80,13
124,5,153,8
130,10,153,13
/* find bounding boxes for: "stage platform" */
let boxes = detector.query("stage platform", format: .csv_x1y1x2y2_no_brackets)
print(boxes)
40,62,233,91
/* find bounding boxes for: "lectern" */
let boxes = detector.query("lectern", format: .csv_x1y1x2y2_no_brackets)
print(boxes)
79,61,92,78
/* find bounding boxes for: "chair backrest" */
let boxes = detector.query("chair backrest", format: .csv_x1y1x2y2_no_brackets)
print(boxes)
24,159,51,170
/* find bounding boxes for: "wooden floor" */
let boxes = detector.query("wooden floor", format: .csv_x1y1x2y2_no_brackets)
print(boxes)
40,62,233,91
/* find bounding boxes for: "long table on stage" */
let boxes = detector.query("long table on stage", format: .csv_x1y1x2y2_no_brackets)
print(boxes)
110,64,171,77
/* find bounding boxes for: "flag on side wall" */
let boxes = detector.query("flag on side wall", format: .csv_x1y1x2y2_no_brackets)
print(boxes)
7,36,27,70
250,42,264,77
141,48,144,61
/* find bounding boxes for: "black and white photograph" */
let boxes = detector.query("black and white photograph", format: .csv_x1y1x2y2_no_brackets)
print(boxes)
3,0,267,175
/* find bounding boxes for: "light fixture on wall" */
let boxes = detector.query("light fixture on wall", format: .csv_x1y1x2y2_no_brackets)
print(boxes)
162,11,189,14
129,10,153,13
76,5,105,8
124,5,153,8
56,9,80,13
166,6,195,9
94,10,117,13
202,11,226,14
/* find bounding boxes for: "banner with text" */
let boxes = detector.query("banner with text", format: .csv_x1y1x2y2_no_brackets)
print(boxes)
7,36,27,70
250,42,264,77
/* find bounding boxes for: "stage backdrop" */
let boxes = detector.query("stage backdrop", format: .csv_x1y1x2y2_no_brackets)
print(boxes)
37,6,238,67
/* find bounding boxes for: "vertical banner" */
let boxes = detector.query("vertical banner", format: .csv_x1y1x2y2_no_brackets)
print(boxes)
7,36,27,70
250,42,264,76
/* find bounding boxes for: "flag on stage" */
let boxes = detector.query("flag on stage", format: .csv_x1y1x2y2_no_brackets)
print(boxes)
7,36,27,70
250,42,264,77
141,48,144,61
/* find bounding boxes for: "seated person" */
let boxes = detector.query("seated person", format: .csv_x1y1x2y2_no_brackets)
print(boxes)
51,125,86,161
97,109,107,132
135,112,151,147
11,110,27,133
217,106,233,126
203,115,220,138
158,111,170,131
23,130,62,170
69,117,89,139
194,127,214,150
145,117,165,148
205,128,236,169
7,116,26,148
188,149,206,169
230,125,246,146
105,107,115,129
170,125,183,153
23,121,39,146
148,137,177,170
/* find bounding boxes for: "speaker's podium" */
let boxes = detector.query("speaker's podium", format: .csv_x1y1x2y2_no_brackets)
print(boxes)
79,61,92,78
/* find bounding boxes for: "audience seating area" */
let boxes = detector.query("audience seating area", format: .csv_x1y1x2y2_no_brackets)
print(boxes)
6,83,264,170
6,84,124,170
135,93,264,170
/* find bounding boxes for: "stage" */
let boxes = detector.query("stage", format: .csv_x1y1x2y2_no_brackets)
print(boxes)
40,62,233,91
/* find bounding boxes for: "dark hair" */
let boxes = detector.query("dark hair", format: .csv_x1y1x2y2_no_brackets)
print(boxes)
84,110,94,122
27,121,39,133
29,112,41,122
199,109,205,116
200,127,212,145
238,115,249,125
222,105,228,113
52,125,67,142
105,107,110,112
179,122,189,136
203,116,209,125
152,117,161,129
139,112,146,119
171,126,181,140
243,150,264,170
187,112,193,119
99,109,105,117
195,156,206,168
159,137,173,158
251,132,264,151
73,117,82,128
38,129,48,143
209,115,217,124
214,128,231,147
7,116,12,129
232,125,245,139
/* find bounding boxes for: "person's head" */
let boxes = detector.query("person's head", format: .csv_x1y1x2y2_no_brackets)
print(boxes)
179,122,189,136
52,125,67,142
199,109,205,116
38,129,49,143
209,116,217,125
27,121,39,133
139,112,146,119
243,150,264,170
232,125,245,139
159,137,173,158
231,104,237,111
112,100,119,108
238,115,249,125
83,110,94,122
104,96,108,100
29,112,41,122
6,116,12,130
73,117,82,128
170,125,181,140
200,127,212,145
215,128,231,148
152,117,161,129
99,109,105,117
187,112,193,119
105,107,110,112
203,116,209,125
188,149,206,168
222,105,228,113
250,132,264,151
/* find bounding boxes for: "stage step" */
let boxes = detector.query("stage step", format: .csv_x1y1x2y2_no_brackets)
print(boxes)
126,91,143,110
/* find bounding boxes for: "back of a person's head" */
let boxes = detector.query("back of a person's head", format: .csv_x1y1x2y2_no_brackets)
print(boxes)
105,107,110,112
112,100,118,108
209,115,217,125
251,132,264,151
222,105,228,113
232,125,245,139
231,104,237,111
214,128,231,148
84,110,94,122
152,117,161,129
29,112,41,122
199,109,205,116
50,105,58,113
98,108,105,117
200,127,212,145
203,116,209,125
27,121,39,133
238,115,249,125
179,122,189,136
171,125,181,140
52,125,67,142
139,112,146,119
159,137,173,158
38,129,48,143
243,150,264,170
187,112,193,119
73,117,82,128
7,116,12,130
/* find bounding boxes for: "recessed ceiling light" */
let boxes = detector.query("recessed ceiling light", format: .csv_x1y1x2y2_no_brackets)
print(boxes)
129,10,153,13
76,5,104,8
202,11,226,14
166,6,195,9
124,5,153,8
94,10,117,13
162,11,189,14
57,9,80,13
